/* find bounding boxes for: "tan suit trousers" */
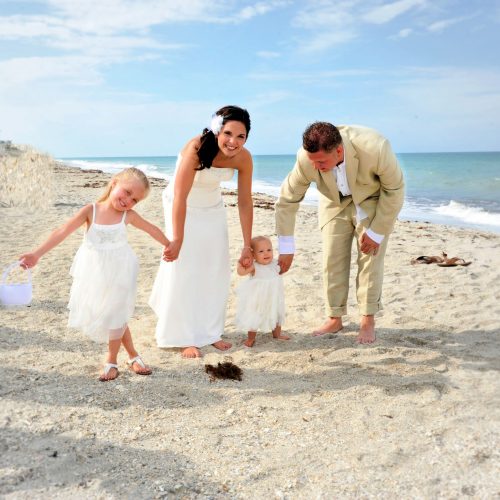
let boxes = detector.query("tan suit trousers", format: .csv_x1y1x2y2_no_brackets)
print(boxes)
322,200,389,317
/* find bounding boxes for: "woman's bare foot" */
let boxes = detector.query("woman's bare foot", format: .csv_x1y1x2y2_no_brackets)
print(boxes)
356,315,376,344
181,346,202,358
99,363,119,382
272,325,290,340
312,317,343,336
212,340,232,351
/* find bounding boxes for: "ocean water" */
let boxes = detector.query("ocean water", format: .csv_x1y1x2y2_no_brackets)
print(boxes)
61,152,500,234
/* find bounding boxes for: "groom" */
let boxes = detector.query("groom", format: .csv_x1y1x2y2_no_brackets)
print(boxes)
275,122,404,343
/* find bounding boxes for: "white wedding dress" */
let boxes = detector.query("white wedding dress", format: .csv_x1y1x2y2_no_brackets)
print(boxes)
149,156,234,347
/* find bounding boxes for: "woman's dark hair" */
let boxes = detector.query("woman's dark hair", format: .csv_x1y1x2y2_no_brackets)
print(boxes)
302,121,342,153
197,105,251,170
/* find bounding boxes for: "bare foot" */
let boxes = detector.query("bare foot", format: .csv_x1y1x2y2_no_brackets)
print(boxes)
181,346,202,358
312,317,343,337
128,356,152,376
357,315,376,344
243,332,257,348
272,325,290,340
212,340,232,351
99,363,119,382
243,338,256,348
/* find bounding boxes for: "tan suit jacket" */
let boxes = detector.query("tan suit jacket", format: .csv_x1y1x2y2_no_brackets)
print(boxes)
275,125,405,236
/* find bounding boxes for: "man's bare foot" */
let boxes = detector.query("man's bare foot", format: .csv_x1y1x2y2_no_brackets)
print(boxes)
272,325,290,340
243,338,256,348
212,340,232,351
357,315,376,344
312,317,343,336
181,346,202,358
99,363,119,382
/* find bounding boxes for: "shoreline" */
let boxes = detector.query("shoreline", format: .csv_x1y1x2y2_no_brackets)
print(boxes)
59,160,500,236
1,159,499,498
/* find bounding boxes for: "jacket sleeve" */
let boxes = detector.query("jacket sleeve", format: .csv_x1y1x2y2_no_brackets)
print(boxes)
370,139,405,235
275,151,312,236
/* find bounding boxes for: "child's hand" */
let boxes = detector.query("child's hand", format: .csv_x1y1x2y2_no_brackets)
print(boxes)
163,240,182,262
19,252,39,269
238,247,253,268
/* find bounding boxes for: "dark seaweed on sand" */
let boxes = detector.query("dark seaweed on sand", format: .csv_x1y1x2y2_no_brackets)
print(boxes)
205,362,243,381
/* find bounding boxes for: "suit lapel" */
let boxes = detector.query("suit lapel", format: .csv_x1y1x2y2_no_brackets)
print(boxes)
341,132,359,199
319,169,340,205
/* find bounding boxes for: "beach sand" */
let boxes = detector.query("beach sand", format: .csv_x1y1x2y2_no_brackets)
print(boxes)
1,158,499,499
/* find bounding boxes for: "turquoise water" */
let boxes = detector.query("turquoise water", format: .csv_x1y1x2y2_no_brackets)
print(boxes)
61,152,500,233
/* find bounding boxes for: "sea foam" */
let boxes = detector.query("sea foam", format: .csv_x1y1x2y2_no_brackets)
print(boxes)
433,201,500,227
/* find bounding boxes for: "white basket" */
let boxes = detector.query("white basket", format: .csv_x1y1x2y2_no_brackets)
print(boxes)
0,262,32,306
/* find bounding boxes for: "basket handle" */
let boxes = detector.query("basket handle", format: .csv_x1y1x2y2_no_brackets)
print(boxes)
1,261,32,285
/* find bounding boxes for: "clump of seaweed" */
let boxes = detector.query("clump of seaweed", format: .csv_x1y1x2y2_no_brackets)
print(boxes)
205,362,243,381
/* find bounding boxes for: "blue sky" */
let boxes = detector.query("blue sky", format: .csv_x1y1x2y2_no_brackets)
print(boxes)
0,0,499,156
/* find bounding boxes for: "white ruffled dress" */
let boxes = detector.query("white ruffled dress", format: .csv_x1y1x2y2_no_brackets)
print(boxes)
236,259,285,333
149,156,233,348
67,204,138,343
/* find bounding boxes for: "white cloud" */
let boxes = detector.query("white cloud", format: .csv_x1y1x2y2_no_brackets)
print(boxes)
392,27,413,38
292,0,430,53
0,56,103,86
427,16,464,33
298,30,357,53
235,1,290,22
362,0,426,25
46,0,223,33
293,1,358,29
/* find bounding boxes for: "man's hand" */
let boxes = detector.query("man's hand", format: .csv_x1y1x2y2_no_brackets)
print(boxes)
360,232,380,256
278,254,294,274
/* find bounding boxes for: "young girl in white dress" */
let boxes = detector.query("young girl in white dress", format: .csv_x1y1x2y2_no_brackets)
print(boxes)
236,236,290,348
19,168,170,382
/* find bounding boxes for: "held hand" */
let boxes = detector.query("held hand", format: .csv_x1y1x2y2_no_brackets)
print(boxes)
19,253,39,269
238,247,253,268
360,232,380,256
278,254,294,274
163,240,182,262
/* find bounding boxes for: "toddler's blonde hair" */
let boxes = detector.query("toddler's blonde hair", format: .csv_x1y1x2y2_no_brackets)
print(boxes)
98,167,150,202
250,235,272,251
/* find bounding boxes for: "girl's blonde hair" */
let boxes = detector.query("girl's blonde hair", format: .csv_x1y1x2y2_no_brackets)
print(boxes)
98,167,150,203
250,235,272,251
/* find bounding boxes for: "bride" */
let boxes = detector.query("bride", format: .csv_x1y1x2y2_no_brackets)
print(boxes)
149,105,253,358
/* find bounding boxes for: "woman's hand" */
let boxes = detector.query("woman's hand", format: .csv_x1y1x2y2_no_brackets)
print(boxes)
163,240,183,262
238,246,253,268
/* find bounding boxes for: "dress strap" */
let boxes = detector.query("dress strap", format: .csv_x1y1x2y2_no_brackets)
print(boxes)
92,203,96,223
121,210,127,224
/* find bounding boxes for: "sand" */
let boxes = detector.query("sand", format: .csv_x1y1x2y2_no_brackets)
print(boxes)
0,155,499,499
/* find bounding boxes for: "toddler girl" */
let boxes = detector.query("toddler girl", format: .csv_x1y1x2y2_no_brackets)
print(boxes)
19,167,170,381
236,236,289,347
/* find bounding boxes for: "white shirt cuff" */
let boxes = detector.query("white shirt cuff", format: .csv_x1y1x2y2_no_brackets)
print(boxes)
278,235,295,254
365,228,384,244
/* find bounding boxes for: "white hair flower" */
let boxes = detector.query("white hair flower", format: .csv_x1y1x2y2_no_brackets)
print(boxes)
210,114,224,135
